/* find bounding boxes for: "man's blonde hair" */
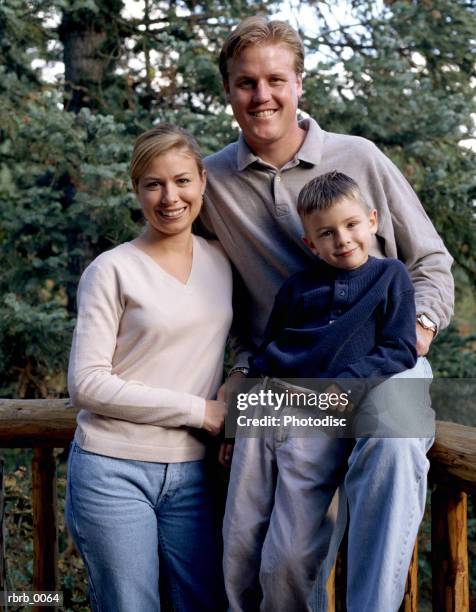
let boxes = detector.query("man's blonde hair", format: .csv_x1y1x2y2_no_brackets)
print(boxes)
130,124,203,193
219,16,305,83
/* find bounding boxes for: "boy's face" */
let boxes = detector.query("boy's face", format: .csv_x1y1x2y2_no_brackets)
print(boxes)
302,197,377,270
224,44,303,153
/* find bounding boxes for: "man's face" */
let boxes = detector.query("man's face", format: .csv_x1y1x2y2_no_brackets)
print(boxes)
303,198,378,270
225,44,303,154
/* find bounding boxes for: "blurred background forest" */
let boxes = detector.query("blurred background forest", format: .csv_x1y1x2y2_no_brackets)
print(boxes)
0,0,475,399
0,0,475,609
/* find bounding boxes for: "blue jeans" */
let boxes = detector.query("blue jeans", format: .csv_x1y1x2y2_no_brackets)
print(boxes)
65,443,226,612
224,357,434,612
312,356,435,612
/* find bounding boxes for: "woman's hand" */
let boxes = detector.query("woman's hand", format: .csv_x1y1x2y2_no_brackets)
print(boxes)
202,400,227,436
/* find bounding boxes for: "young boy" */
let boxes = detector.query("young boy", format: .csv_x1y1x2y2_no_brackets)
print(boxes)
223,171,423,612
250,170,417,387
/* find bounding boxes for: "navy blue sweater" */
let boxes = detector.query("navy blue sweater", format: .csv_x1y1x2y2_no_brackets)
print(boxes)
250,257,417,389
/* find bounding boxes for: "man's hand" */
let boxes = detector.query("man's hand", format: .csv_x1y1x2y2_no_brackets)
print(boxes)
219,441,235,468
416,323,435,356
202,400,227,436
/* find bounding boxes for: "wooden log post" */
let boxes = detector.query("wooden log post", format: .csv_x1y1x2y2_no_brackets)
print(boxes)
326,559,336,612
31,448,58,595
334,535,347,612
325,534,347,612
399,539,418,612
0,458,7,608
431,485,469,612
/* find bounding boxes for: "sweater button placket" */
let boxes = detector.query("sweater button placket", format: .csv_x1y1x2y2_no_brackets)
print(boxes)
331,281,348,321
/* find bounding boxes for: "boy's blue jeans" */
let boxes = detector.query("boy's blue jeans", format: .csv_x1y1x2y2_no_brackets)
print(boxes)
223,357,434,612
65,444,225,612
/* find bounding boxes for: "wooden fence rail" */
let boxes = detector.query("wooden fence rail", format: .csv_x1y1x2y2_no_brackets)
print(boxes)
0,400,474,611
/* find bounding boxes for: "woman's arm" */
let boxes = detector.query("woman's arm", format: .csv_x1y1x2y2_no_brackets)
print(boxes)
68,260,208,429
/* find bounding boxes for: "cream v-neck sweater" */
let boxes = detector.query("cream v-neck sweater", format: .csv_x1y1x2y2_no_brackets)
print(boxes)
68,236,233,462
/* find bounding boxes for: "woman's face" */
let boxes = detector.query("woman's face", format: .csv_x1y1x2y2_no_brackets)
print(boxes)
136,149,206,240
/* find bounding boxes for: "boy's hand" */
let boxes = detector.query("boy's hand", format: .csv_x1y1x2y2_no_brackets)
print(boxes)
202,400,227,436
217,370,247,402
219,441,235,468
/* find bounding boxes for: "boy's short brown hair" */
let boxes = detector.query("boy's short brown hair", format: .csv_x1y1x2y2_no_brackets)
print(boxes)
219,16,305,83
297,171,370,218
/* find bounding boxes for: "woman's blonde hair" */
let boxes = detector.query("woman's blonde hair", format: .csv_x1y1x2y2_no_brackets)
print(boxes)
219,16,305,83
130,124,204,192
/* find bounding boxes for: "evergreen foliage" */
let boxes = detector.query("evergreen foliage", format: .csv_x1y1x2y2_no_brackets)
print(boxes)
302,0,476,283
0,0,475,399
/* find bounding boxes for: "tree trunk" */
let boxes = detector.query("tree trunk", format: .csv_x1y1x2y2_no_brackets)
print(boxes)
59,2,123,113
62,25,108,112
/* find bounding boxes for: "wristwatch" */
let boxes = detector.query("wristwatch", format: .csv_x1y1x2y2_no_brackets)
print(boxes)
417,314,437,335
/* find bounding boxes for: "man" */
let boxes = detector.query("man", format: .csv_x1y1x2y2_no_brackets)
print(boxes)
201,16,453,612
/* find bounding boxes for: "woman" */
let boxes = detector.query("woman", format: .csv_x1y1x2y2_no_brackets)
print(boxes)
65,124,232,611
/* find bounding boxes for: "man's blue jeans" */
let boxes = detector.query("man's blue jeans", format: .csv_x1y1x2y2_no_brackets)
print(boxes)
65,443,225,612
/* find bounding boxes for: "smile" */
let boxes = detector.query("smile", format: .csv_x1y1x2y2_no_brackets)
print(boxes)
250,110,277,118
336,248,357,257
156,207,187,219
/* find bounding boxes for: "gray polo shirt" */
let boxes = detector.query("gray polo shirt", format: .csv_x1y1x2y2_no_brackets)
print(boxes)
202,118,454,366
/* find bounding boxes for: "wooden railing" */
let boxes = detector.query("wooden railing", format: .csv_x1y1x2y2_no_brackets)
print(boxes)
0,400,474,611
326,420,476,612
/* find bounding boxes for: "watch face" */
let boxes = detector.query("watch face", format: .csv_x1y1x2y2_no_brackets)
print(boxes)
418,315,436,330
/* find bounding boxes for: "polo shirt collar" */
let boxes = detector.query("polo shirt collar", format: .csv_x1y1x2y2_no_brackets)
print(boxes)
237,134,260,171
236,116,325,171
297,117,324,165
